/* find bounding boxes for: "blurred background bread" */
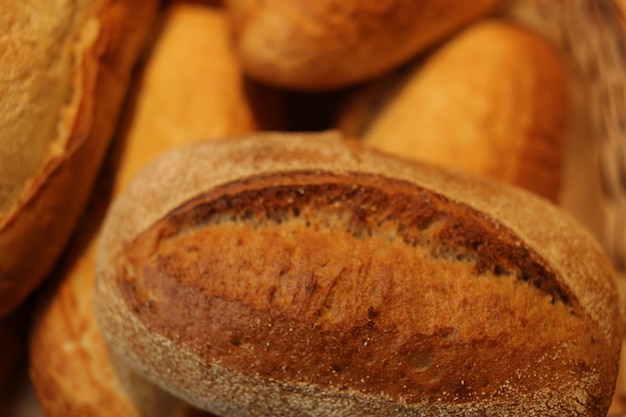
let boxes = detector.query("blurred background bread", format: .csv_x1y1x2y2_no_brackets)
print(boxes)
28,3,278,416
225,0,506,90
337,19,568,202
0,0,159,318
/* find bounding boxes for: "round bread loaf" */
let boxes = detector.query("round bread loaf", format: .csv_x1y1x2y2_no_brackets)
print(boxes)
94,131,624,416
336,20,568,202
225,0,505,90
0,0,159,318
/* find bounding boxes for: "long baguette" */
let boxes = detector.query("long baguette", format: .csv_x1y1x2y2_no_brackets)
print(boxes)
337,20,568,202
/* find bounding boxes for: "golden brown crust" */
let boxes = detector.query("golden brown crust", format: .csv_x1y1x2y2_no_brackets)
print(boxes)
0,0,159,318
29,4,266,416
95,131,624,416
225,0,505,90
336,20,568,202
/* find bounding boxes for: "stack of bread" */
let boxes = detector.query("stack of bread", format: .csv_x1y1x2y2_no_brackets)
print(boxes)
0,1,624,416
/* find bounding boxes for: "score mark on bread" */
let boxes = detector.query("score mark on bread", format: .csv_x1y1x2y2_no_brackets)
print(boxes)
95,132,624,416
120,173,583,399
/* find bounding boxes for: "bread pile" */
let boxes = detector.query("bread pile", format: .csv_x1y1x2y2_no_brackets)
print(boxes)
0,1,623,416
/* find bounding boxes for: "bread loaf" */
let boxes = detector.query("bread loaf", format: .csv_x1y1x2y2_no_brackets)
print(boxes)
225,0,505,90
94,131,624,416
337,20,568,202
29,4,269,416
0,0,159,317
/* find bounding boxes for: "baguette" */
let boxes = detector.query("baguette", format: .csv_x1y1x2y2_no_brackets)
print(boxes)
29,4,269,416
0,0,159,317
337,20,568,202
224,0,506,90
94,131,624,416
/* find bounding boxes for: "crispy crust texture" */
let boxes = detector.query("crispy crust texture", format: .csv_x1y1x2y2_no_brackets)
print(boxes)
95,132,625,416
0,0,158,318
225,0,505,90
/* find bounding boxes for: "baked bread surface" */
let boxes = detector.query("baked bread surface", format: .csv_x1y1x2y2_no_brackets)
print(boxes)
95,131,624,416
0,0,158,317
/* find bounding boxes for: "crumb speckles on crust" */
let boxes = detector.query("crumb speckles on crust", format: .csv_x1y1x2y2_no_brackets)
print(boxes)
114,172,605,406
94,132,624,417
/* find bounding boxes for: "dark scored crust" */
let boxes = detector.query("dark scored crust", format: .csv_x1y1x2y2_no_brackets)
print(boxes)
95,132,624,417
115,171,609,414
